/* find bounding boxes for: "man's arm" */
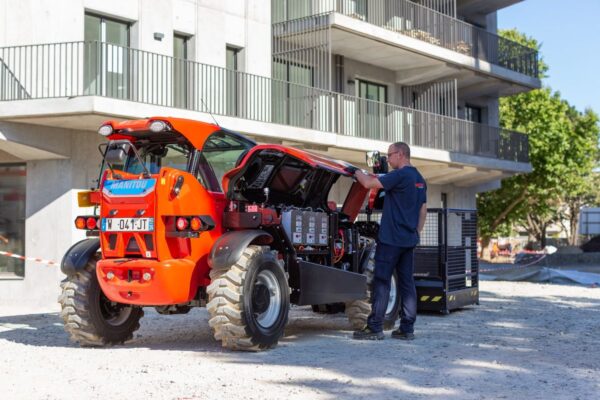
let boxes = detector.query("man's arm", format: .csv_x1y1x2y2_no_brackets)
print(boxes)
354,170,383,189
417,203,427,234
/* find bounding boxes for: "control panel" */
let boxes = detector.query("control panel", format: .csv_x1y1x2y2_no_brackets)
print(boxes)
281,209,329,247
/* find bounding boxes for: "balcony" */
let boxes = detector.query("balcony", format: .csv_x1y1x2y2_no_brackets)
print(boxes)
0,41,528,168
273,0,539,87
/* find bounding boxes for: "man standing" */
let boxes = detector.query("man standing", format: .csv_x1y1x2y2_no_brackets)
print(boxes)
353,142,427,340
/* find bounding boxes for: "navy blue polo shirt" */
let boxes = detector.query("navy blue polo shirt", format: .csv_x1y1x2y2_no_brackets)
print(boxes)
377,165,427,247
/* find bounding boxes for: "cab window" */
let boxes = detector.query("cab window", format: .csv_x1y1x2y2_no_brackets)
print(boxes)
202,131,254,191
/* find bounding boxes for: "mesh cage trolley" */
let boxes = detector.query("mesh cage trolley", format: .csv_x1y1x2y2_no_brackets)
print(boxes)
416,208,478,313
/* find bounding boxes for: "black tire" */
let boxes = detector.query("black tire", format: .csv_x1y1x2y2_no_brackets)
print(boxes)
58,256,144,347
346,243,400,330
207,245,290,351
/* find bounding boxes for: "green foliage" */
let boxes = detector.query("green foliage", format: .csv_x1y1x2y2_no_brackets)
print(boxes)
477,30,600,245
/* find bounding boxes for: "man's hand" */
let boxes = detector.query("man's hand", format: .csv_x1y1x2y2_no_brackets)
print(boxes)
417,203,427,235
355,170,384,189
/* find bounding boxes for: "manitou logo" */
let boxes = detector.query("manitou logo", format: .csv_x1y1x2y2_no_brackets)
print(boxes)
110,181,148,190
103,179,156,197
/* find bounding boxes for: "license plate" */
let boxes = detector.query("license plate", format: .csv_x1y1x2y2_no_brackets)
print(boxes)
101,218,154,232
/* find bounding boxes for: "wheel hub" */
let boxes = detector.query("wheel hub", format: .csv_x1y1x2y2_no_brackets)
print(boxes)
100,293,133,326
252,269,282,328
252,284,271,314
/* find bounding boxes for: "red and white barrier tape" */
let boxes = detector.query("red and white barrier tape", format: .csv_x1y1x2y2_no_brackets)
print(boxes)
0,250,58,266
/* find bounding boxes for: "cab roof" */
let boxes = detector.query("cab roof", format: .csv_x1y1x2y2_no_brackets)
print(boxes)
101,117,228,150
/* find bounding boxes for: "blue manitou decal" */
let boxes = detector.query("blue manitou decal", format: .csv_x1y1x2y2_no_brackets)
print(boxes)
103,179,156,196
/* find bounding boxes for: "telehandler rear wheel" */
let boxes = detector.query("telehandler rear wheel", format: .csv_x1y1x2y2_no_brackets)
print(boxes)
207,245,289,351
58,256,143,347
346,246,400,330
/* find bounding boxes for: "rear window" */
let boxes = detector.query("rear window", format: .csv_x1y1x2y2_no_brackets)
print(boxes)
125,143,191,174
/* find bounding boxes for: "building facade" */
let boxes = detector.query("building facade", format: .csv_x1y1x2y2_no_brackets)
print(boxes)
0,0,539,305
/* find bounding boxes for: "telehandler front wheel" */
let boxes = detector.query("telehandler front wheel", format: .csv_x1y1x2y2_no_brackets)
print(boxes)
207,245,289,351
58,256,144,347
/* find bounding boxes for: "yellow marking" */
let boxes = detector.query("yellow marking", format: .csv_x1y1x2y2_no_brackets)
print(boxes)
160,178,166,185
420,296,430,301
432,296,442,302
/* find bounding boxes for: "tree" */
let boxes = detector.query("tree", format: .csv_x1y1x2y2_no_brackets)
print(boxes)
477,30,600,248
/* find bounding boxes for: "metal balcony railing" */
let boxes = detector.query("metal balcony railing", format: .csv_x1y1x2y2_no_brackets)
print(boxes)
272,0,539,78
0,41,529,163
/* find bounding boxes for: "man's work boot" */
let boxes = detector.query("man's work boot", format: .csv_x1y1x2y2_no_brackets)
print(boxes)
353,326,384,340
391,329,415,340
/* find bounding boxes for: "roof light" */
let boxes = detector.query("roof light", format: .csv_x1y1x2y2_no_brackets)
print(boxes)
149,120,168,133
98,125,113,136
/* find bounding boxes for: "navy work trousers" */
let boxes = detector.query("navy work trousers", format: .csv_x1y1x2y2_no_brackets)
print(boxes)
367,243,417,333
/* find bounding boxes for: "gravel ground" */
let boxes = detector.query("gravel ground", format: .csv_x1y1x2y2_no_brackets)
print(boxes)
1,281,599,400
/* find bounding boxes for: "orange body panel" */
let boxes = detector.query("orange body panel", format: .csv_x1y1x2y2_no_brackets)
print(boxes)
102,117,221,150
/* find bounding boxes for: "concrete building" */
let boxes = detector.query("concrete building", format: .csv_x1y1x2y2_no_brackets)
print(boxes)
0,0,539,305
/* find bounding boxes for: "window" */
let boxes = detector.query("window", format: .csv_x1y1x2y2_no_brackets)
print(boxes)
465,105,482,123
0,164,26,278
226,46,242,116
202,132,255,192
173,34,190,108
84,13,130,98
358,79,387,103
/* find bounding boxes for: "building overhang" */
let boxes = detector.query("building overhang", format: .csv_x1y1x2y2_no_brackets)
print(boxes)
0,96,531,187
325,12,541,94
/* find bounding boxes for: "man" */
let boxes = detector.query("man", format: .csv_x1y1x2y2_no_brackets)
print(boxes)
353,142,427,340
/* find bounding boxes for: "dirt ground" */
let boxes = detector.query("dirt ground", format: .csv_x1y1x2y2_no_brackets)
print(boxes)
1,281,598,400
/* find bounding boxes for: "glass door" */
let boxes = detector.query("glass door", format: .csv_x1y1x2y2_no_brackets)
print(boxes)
173,35,189,108
84,14,130,98
358,79,387,139
0,164,26,278
226,46,241,116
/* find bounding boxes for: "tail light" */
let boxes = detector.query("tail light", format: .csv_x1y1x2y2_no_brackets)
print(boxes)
75,216,100,234
168,215,215,238
190,217,202,231
176,217,189,231
86,217,98,230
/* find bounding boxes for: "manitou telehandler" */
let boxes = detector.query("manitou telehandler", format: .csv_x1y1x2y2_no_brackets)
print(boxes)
59,117,400,351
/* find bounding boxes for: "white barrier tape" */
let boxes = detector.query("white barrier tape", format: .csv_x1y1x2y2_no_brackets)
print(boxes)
0,250,58,266
480,254,547,273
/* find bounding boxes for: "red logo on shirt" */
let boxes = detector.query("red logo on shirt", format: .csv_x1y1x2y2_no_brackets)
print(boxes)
415,183,424,189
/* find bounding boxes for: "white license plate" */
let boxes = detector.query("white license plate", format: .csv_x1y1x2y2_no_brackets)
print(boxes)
101,218,154,232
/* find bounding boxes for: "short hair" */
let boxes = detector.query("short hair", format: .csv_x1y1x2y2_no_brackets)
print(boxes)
392,142,410,159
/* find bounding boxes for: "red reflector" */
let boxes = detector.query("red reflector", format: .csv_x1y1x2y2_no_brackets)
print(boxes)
75,217,86,230
190,217,202,231
86,217,97,230
176,217,189,231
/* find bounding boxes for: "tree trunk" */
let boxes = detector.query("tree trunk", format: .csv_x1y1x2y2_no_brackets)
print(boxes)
540,224,547,248
568,201,580,246
490,189,528,233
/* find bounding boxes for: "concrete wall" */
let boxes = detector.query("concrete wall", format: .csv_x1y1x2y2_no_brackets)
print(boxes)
0,123,103,306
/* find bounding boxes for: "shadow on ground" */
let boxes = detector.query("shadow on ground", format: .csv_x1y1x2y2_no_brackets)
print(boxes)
1,284,599,399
